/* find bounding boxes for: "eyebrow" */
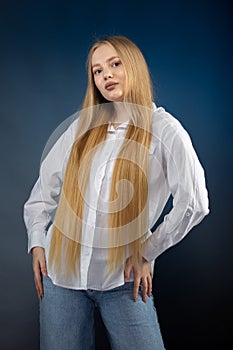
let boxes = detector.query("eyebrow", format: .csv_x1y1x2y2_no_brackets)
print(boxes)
92,56,120,69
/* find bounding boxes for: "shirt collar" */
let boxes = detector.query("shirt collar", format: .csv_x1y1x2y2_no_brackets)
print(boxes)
107,119,130,133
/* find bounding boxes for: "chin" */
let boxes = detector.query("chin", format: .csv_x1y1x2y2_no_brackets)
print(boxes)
109,95,124,102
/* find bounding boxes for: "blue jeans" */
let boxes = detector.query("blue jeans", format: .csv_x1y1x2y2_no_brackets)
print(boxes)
40,276,165,350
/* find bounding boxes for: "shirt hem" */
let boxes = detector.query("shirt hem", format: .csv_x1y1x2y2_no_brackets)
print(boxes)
47,273,133,291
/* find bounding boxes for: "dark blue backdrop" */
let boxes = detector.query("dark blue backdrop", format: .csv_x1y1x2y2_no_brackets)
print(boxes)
0,0,232,349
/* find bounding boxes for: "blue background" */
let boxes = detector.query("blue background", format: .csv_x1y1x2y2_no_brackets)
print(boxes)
0,0,232,349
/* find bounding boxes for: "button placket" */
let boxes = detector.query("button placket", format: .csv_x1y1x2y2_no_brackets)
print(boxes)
80,126,127,288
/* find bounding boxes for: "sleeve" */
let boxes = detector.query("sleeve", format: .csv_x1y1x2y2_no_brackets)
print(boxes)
143,121,210,262
23,119,77,253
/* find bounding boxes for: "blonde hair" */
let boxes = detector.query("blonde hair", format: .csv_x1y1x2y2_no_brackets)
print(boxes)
49,36,153,276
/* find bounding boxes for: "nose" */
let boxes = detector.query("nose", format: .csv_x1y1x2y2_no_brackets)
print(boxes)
104,70,113,80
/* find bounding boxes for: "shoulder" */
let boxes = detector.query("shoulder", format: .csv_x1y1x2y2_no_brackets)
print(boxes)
151,103,192,147
40,111,80,164
152,103,185,134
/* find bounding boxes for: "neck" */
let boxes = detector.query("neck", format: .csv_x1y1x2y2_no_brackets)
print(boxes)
112,102,131,124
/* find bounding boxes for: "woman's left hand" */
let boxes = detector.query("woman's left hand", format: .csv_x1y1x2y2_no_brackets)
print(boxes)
124,256,152,303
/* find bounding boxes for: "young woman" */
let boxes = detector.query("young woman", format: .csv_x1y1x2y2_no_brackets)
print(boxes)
24,36,209,349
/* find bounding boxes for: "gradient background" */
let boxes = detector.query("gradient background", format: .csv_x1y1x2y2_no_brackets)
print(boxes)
0,0,232,349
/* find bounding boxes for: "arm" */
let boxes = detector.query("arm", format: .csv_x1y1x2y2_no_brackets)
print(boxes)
24,158,62,299
24,117,78,252
23,117,78,297
143,120,210,262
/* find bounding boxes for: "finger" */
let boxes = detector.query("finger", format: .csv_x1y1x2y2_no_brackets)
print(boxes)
124,259,132,281
133,273,141,301
33,262,43,299
35,280,43,300
34,277,43,299
34,271,43,299
147,275,152,297
141,277,148,303
40,258,48,277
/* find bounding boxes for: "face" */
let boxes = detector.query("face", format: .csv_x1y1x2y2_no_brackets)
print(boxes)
91,44,126,102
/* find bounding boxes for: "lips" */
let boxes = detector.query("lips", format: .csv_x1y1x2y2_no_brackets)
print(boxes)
105,82,118,90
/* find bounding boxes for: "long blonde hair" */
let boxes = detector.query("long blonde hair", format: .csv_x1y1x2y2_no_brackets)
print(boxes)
49,36,154,276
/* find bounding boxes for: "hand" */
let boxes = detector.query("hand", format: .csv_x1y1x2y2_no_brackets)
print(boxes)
124,256,152,303
32,247,48,299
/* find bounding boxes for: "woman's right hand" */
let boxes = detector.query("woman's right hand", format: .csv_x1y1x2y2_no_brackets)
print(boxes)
32,247,48,299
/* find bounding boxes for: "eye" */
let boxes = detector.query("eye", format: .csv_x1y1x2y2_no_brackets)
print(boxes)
93,69,102,75
112,61,121,67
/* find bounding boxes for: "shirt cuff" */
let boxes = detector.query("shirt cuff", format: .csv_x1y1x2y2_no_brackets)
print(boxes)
28,231,46,254
142,238,159,263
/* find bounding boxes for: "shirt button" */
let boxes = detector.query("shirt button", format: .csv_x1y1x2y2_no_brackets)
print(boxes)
186,210,192,217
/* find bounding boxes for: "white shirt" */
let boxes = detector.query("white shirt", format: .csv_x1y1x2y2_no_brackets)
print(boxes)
24,103,210,290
